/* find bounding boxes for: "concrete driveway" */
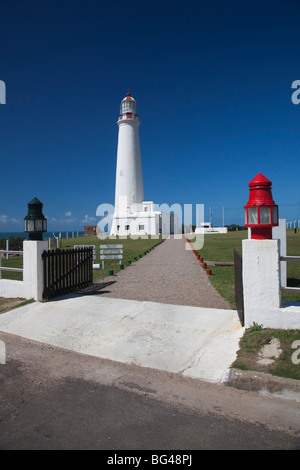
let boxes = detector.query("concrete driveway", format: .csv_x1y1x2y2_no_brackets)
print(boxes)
0,294,243,383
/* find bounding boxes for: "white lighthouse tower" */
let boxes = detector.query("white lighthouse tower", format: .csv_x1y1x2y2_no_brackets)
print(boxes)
114,92,144,214
110,92,179,237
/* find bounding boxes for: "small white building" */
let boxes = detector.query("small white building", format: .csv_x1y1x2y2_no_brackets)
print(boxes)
110,93,179,237
111,201,178,237
194,222,228,234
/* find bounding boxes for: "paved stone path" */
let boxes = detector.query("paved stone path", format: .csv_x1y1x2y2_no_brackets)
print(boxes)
85,236,232,309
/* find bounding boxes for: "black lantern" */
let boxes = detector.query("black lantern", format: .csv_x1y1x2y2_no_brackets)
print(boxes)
24,197,47,240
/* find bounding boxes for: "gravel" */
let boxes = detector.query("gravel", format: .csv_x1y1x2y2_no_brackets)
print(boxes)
86,236,233,310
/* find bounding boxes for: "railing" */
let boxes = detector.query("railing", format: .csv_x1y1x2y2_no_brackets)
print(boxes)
280,256,300,293
0,250,23,280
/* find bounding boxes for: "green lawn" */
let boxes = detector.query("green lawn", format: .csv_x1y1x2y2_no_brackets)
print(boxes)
1,235,165,282
0,254,23,281
231,327,300,380
193,229,300,308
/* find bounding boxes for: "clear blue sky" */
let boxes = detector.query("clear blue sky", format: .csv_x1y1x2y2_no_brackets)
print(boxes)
1,0,300,231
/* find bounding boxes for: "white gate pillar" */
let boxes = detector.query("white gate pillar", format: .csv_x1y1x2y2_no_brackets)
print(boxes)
23,240,48,301
242,239,281,328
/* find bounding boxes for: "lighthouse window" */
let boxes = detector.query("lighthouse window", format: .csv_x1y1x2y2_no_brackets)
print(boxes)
125,225,130,231
123,102,130,112
139,224,145,231
260,207,271,224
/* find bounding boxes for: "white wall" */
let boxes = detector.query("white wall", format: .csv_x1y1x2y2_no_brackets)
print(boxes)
23,240,47,301
0,279,25,298
195,226,228,234
0,240,47,302
248,219,287,288
242,239,300,329
111,211,159,237
111,208,179,237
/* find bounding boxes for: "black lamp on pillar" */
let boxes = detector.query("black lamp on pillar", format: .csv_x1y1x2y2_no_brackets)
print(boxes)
24,198,47,241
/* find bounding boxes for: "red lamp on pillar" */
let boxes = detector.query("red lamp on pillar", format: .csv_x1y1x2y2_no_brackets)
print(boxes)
244,173,279,239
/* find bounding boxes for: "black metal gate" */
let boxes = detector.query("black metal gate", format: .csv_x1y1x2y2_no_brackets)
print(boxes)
42,247,93,300
234,249,244,326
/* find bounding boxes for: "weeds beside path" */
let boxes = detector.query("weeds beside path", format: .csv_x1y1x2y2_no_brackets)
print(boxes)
0,297,34,315
232,327,300,381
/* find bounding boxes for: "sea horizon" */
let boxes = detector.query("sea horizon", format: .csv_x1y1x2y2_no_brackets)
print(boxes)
0,231,85,240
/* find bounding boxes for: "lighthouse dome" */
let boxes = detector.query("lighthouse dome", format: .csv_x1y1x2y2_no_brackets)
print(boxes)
122,92,136,102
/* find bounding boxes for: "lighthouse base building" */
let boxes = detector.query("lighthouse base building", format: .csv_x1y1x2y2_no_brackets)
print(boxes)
110,93,179,237
110,201,178,237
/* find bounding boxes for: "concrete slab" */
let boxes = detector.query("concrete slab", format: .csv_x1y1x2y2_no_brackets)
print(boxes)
0,295,244,383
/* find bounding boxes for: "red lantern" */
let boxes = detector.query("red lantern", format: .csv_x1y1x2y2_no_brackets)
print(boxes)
244,173,279,240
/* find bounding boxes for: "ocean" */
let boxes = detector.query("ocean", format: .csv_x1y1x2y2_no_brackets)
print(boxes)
0,231,84,240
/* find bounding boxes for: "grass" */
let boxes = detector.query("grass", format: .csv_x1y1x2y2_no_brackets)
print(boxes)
1,234,166,283
231,328,300,380
194,229,300,308
193,230,246,309
0,255,23,281
0,297,34,314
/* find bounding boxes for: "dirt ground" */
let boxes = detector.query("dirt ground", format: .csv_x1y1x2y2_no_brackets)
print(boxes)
0,298,34,315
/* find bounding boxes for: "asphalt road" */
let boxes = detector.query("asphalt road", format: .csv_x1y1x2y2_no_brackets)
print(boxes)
0,332,299,452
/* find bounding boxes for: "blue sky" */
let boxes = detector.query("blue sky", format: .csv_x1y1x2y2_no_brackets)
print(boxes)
1,0,300,231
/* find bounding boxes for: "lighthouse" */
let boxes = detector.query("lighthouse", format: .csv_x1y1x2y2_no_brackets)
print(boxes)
114,92,144,213
110,92,179,237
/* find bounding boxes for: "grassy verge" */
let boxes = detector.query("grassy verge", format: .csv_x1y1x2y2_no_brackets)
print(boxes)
0,297,34,314
194,229,300,308
231,327,300,380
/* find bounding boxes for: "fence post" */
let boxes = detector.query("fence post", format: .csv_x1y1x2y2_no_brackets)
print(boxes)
242,239,281,328
6,240,9,260
23,240,48,301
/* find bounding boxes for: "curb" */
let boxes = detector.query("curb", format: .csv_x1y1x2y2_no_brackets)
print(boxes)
225,368,300,402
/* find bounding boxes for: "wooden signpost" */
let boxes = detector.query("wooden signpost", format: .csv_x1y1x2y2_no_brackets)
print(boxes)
74,244,124,269
100,244,123,269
